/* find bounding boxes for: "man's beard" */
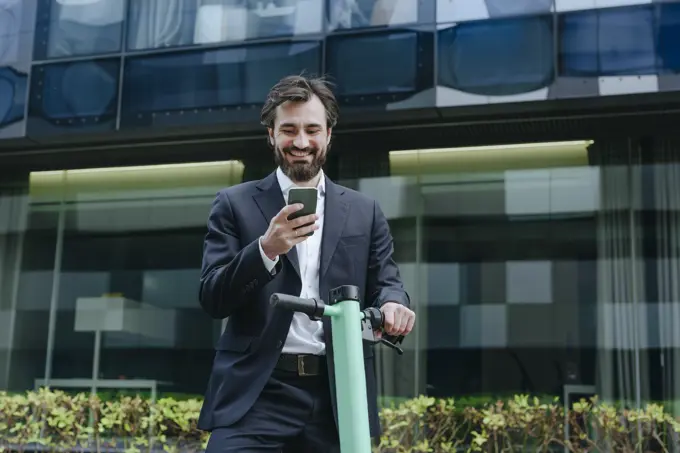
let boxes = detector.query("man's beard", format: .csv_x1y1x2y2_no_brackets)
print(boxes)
275,144,326,183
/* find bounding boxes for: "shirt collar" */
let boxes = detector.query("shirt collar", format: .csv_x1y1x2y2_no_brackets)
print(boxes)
276,167,326,199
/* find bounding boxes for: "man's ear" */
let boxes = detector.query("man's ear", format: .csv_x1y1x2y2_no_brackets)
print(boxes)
267,128,275,146
327,128,332,145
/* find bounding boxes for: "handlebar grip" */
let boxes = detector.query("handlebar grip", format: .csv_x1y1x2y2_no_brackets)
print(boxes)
270,293,325,319
364,307,383,329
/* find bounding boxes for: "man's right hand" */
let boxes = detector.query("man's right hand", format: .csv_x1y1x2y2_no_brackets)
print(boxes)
260,204,319,261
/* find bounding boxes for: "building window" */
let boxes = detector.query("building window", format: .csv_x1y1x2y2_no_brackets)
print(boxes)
127,0,323,51
436,0,553,23
34,0,124,60
559,4,656,77
325,29,434,105
326,0,434,31
27,58,120,136
121,40,321,128
437,15,554,96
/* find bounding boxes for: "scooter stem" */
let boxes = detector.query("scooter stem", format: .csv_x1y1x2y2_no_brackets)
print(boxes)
270,285,376,453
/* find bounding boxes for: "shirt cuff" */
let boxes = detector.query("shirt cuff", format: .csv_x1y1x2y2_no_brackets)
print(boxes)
259,236,279,274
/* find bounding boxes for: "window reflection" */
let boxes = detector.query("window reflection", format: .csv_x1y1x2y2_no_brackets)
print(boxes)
326,0,433,31
437,16,554,96
27,59,120,136
0,67,26,129
436,0,553,23
0,0,23,66
484,0,553,17
127,0,323,51
559,5,656,76
4,161,245,397
127,0,195,50
340,141,607,402
658,2,680,73
121,41,320,127
34,0,123,60
0,0,30,138
326,30,434,103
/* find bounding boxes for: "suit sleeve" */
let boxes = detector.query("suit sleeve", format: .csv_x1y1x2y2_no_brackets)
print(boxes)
199,191,281,319
367,200,411,309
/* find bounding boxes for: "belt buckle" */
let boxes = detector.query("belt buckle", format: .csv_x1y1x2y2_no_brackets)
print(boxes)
297,355,313,376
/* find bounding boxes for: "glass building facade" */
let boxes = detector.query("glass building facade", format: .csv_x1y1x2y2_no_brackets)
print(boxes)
2,0,680,430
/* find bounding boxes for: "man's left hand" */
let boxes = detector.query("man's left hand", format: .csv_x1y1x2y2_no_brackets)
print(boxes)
380,302,416,337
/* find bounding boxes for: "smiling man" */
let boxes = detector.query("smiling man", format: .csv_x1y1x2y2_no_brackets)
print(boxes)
197,75,415,452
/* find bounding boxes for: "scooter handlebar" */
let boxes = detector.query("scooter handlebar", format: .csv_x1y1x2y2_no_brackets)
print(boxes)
361,307,405,354
270,293,325,320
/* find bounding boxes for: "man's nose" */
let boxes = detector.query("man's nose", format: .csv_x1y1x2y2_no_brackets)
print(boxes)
293,132,310,149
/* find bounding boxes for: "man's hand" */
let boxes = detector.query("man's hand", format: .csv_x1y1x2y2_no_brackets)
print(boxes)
380,302,415,337
260,204,319,260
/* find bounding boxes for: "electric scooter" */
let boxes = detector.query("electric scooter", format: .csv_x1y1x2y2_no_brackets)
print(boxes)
270,285,405,453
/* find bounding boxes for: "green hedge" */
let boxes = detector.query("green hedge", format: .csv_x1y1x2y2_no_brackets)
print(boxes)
1,389,680,453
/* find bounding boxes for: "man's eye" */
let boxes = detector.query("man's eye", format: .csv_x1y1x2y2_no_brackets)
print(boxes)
281,129,295,135
307,129,320,135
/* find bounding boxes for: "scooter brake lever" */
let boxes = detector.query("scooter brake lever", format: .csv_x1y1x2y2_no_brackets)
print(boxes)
379,336,404,355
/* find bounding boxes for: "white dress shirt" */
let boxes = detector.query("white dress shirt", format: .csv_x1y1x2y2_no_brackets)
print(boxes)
258,167,326,356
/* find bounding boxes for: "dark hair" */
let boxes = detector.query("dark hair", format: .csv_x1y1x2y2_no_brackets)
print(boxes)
260,75,339,129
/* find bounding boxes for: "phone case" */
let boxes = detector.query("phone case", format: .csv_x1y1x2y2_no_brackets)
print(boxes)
287,188,317,236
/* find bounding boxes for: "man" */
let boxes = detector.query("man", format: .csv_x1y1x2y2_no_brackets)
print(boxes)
197,74,415,452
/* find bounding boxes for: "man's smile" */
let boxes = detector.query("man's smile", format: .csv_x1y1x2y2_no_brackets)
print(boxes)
287,149,313,158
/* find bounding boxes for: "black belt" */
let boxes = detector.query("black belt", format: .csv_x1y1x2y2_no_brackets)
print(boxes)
275,353,326,376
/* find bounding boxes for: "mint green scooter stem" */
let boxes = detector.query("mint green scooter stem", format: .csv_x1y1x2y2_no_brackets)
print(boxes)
270,285,404,453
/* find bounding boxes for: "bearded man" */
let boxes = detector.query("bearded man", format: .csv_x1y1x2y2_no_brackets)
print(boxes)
197,74,415,452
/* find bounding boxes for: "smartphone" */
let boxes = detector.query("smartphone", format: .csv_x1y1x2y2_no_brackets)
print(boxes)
287,187,318,237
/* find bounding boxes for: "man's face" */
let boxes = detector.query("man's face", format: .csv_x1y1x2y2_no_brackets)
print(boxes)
268,95,331,183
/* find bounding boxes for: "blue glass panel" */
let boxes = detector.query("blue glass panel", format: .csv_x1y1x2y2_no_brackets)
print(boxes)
327,0,434,31
559,5,656,77
0,0,34,139
437,16,554,96
325,29,434,104
484,0,552,18
27,59,120,136
127,0,323,51
0,67,27,130
120,41,321,128
657,2,680,73
33,0,123,60
436,0,552,23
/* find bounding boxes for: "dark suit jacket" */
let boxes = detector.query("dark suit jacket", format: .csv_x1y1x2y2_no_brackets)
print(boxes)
197,170,410,438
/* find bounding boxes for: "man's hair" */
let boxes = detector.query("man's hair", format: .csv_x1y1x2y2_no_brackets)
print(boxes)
260,75,339,129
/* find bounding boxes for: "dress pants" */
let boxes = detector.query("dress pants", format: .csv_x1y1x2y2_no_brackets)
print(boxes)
205,366,340,453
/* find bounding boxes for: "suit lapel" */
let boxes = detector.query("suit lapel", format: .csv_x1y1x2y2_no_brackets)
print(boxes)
252,171,300,278
320,177,349,282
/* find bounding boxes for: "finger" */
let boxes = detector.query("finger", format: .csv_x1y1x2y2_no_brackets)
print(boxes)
382,310,395,333
404,311,416,335
289,224,319,243
293,222,319,237
396,311,410,335
390,312,403,335
291,213,318,229
277,203,304,221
